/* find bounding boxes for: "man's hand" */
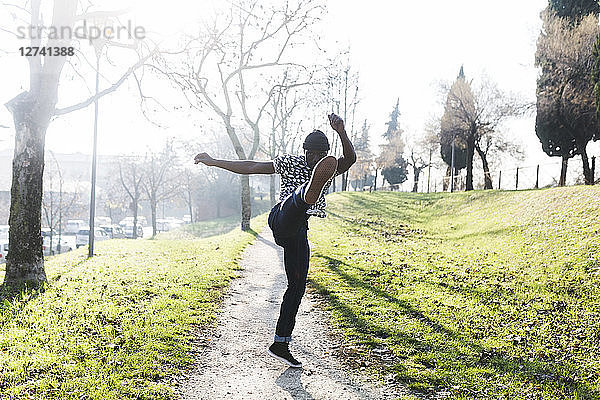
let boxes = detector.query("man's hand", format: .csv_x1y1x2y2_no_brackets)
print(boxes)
194,152,215,166
328,113,345,134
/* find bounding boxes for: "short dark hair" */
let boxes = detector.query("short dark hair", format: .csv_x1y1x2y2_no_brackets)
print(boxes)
303,130,330,151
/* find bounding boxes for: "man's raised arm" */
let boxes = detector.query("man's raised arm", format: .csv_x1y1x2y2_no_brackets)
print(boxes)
328,113,357,174
194,152,275,175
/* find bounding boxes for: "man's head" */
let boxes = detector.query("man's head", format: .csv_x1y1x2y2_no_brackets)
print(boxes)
303,130,329,169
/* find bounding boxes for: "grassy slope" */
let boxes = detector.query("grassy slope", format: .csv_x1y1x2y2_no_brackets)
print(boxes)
0,215,266,400
155,216,240,240
308,187,600,400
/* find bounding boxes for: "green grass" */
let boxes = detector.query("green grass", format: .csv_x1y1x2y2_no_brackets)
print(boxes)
0,214,266,400
155,216,241,240
156,201,273,240
308,186,600,400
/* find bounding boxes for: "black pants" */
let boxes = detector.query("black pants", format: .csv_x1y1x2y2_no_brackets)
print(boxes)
268,185,310,343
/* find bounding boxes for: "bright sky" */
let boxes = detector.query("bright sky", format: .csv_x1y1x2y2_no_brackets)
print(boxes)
1,0,598,184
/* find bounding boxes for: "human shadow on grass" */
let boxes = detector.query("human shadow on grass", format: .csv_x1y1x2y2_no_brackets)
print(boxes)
310,253,600,399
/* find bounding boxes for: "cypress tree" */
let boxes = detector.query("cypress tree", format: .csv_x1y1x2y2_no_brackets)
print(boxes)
536,1,600,185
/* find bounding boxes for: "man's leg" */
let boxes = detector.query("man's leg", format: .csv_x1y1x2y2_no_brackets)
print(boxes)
274,222,310,342
267,222,309,368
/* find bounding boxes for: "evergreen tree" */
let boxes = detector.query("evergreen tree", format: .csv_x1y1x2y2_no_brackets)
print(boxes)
350,120,375,190
537,5,600,185
384,98,400,139
378,101,408,187
549,0,599,20
381,161,409,187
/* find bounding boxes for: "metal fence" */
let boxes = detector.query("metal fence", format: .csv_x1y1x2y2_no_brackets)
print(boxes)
351,156,597,193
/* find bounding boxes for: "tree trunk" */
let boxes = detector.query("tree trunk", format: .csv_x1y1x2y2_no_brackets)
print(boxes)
443,165,451,191
341,171,348,191
3,0,76,287
240,175,251,231
269,174,277,207
412,168,420,193
373,168,378,191
132,197,138,240
475,146,493,190
559,156,568,187
151,195,157,237
465,137,475,191
577,140,592,185
187,189,193,223
4,95,48,287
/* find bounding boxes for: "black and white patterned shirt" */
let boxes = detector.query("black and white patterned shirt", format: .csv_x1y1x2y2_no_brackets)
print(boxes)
272,154,337,218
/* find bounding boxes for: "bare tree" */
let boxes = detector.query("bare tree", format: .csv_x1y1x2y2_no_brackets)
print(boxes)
2,1,156,287
118,158,144,240
178,167,201,223
406,146,430,193
474,129,524,189
441,68,526,191
322,51,360,191
100,177,128,226
141,140,178,237
262,70,310,205
154,0,321,230
42,153,83,254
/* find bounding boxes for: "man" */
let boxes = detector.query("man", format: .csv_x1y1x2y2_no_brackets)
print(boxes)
194,113,356,368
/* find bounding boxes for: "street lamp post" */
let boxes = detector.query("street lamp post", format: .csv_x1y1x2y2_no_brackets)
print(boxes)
88,43,102,258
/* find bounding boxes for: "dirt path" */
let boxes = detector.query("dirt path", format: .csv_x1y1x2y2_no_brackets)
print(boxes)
179,228,393,400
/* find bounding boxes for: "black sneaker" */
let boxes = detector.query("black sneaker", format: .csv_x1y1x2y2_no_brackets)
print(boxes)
267,342,303,368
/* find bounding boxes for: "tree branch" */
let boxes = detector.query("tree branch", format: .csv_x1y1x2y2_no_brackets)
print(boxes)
54,46,158,116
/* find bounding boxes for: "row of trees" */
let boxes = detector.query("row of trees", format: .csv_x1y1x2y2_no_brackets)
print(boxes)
1,0,341,287
5,0,599,289
364,68,526,194
41,139,244,244
1,0,156,286
374,0,600,193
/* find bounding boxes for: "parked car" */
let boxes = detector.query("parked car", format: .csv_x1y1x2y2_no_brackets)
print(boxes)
43,236,72,256
66,220,88,235
76,228,108,248
0,242,8,264
100,224,126,239
123,225,144,239
95,216,111,227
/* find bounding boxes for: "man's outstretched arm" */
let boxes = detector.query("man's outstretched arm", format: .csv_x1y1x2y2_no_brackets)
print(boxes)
328,113,357,174
194,152,275,174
